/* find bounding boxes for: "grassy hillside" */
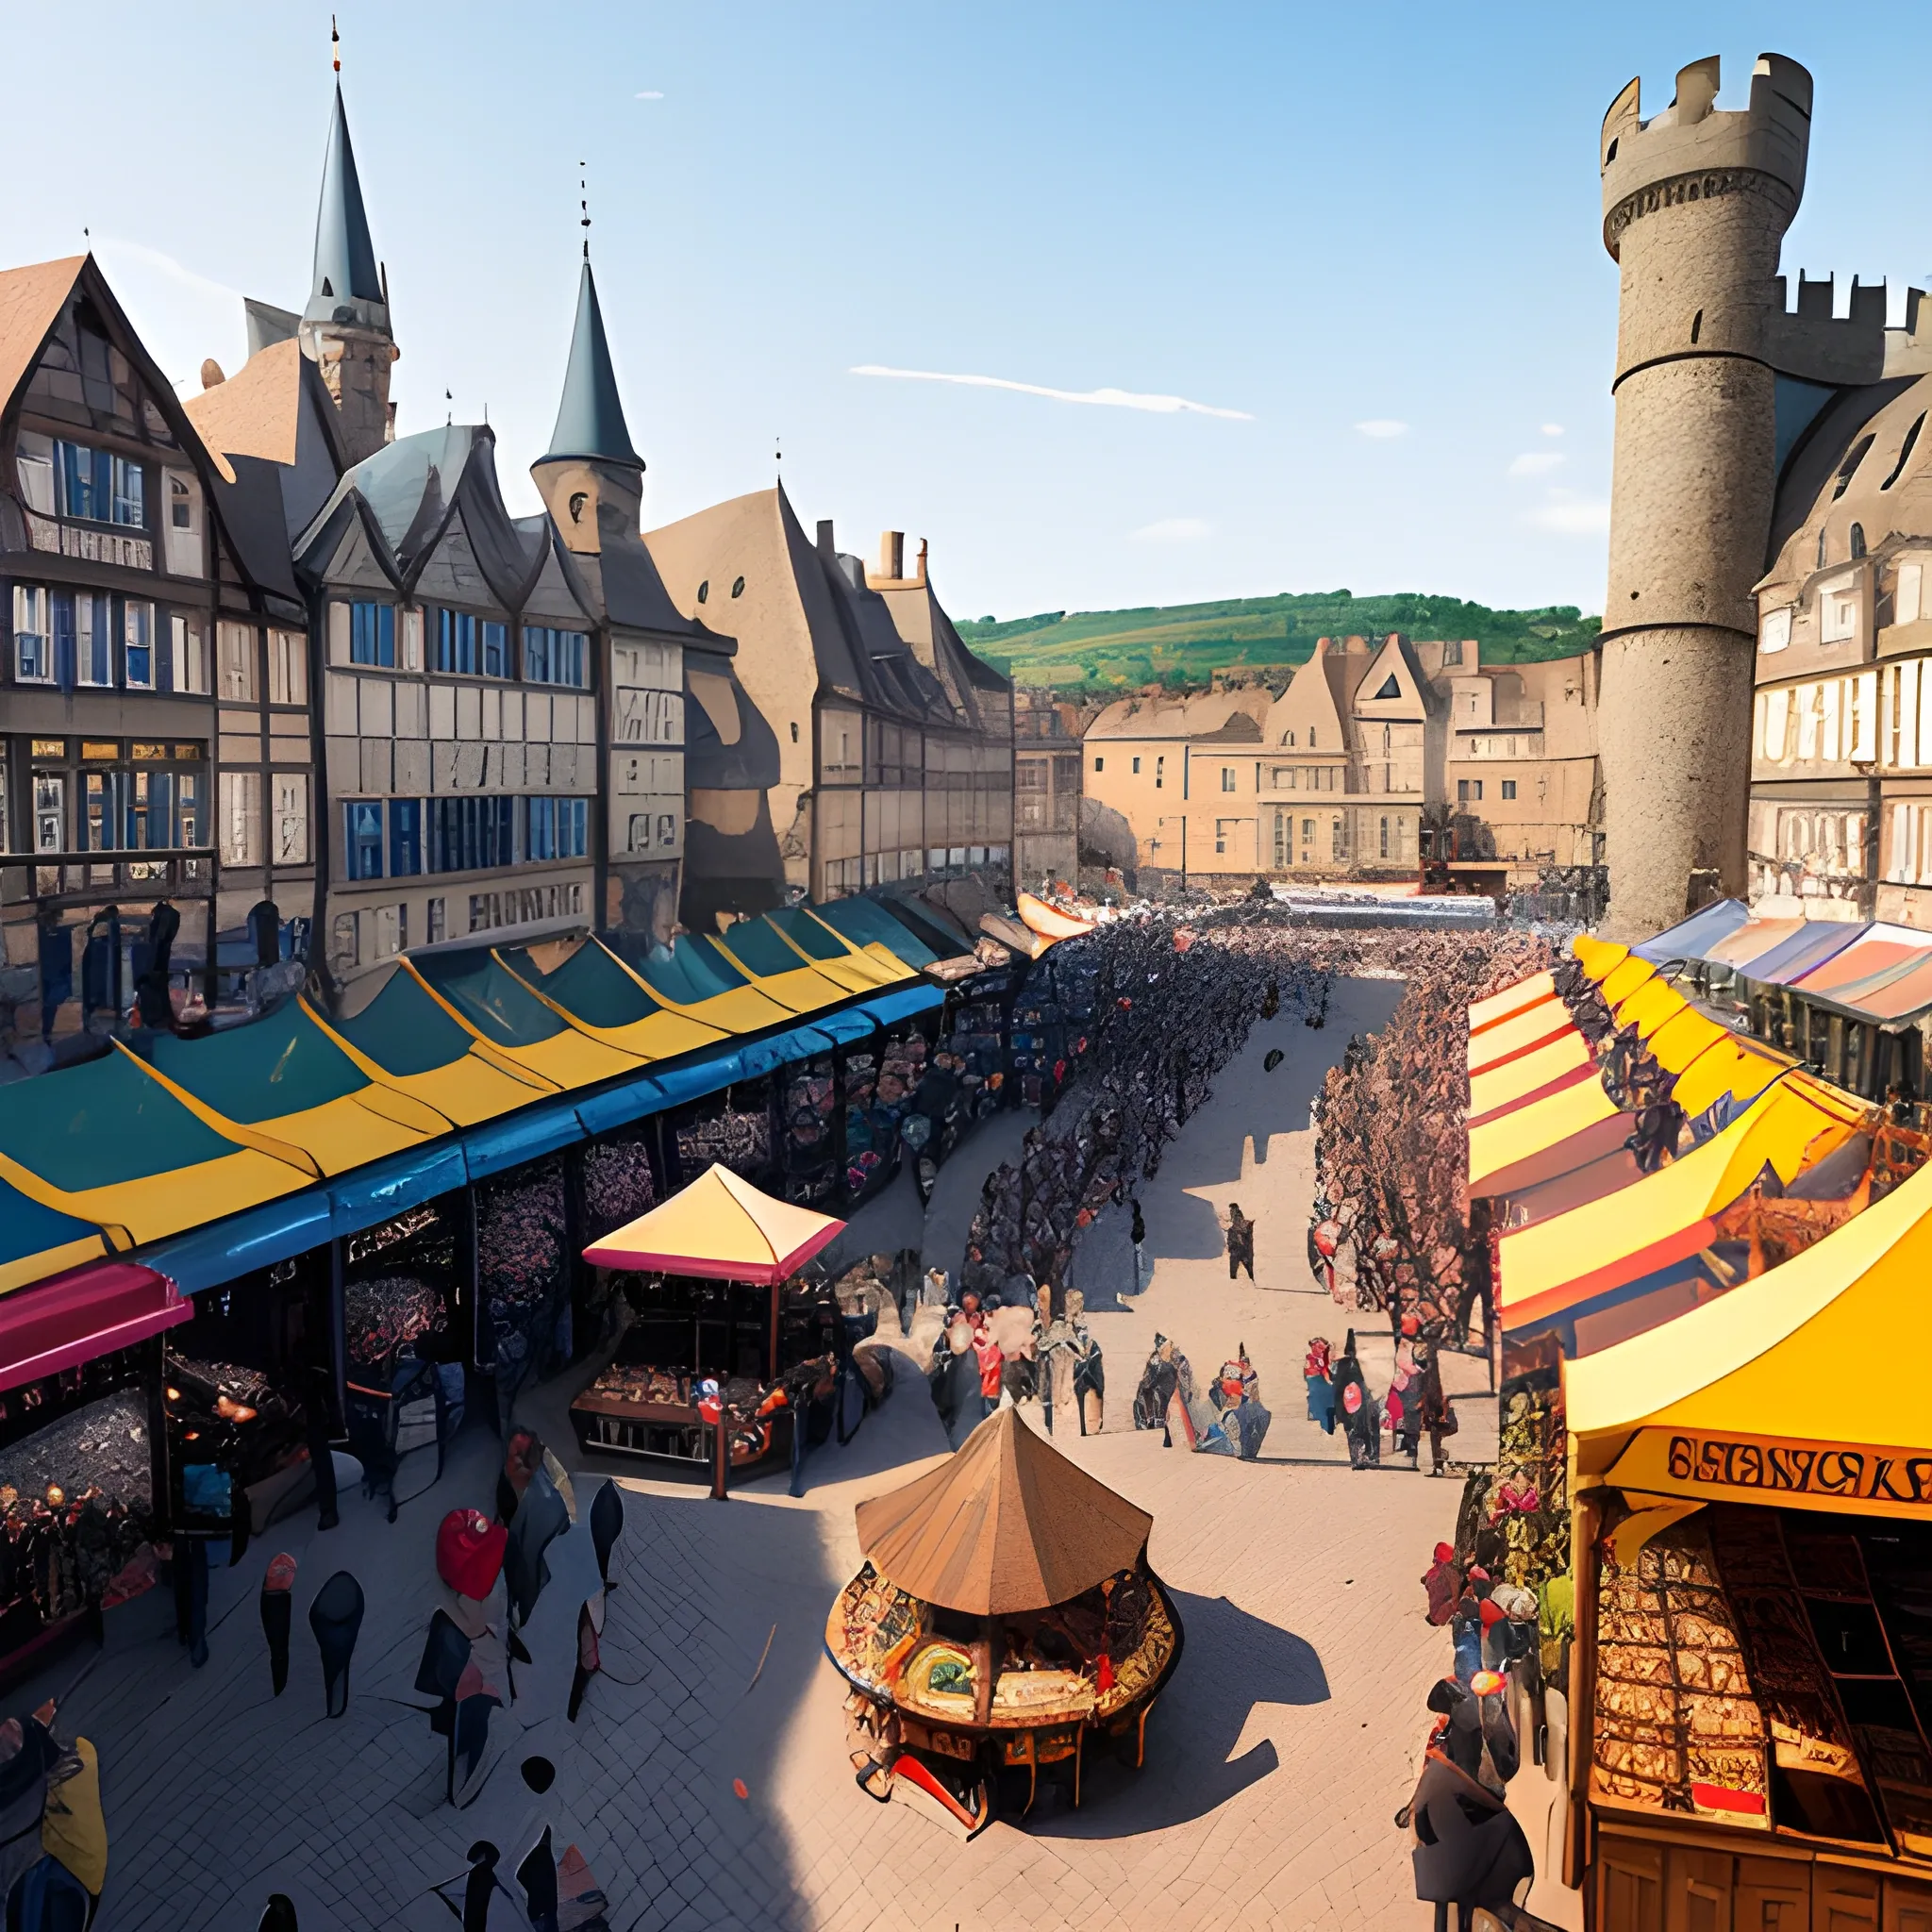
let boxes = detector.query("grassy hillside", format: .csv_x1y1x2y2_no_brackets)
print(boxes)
958,591,1600,689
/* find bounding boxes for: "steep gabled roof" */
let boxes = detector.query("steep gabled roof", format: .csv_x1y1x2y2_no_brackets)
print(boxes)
545,259,641,469
1354,633,1435,717
182,338,343,470
1265,638,1353,751
0,257,87,427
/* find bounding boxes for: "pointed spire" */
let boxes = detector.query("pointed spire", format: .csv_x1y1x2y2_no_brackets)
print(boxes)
307,80,383,320
545,258,641,469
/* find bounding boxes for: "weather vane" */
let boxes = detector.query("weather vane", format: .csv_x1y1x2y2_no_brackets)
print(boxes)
331,14,341,72
580,162,591,261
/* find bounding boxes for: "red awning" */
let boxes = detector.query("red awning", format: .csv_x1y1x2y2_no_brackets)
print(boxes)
0,1262,189,1392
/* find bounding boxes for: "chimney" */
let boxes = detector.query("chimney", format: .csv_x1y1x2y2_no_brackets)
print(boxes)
816,518,836,558
916,537,928,586
879,530,904,580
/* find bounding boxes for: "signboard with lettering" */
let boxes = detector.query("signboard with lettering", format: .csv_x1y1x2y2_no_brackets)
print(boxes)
1607,1427,1932,1519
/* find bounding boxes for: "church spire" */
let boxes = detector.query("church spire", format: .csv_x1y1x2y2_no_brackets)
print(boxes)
545,257,641,470
307,74,383,323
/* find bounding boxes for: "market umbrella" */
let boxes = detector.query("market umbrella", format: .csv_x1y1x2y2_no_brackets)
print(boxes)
854,1407,1152,1616
580,1163,843,1283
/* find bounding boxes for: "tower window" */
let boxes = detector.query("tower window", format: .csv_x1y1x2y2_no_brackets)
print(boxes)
696,580,709,604
1850,523,1867,561
731,576,745,597
1832,435,1875,500
1883,414,1925,491
1818,529,1829,571
1690,309,1702,344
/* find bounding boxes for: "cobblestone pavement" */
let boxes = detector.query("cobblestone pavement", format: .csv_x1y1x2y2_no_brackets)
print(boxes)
44,976,1462,1931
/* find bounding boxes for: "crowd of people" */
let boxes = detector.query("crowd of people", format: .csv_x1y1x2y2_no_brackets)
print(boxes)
1297,1320,1457,1474
1309,931,1557,1345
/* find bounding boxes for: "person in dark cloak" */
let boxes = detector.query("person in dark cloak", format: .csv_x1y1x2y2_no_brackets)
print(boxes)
1331,1332,1377,1469
503,1474,568,1628
259,1552,296,1695
308,1570,365,1718
1224,1204,1256,1282
589,1481,623,1590
1131,1336,1181,1432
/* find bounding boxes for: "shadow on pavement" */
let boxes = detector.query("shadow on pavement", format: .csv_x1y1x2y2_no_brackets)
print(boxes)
1030,1589,1327,1839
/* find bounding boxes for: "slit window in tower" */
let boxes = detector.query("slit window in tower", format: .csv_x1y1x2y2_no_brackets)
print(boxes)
1882,414,1924,491
1851,523,1867,560
1690,309,1703,343
1832,435,1875,499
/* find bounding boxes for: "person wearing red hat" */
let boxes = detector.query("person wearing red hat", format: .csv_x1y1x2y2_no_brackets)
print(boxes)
437,1509,508,1602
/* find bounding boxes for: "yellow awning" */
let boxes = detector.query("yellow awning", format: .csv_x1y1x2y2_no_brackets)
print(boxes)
1573,935,1628,982
1647,1008,1728,1075
1469,1074,1620,1188
1614,978,1687,1038
582,1162,843,1282
1600,955,1658,1008
495,946,727,1064
1469,971,1556,1033
404,959,646,1089
1671,1034,1789,1118
703,935,854,1016
1500,1076,1859,1324
1469,1032,1592,1119
1568,1150,1932,1519
767,915,905,993
1469,998,1576,1075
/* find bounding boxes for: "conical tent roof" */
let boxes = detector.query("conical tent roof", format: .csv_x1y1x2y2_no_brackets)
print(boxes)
581,1163,842,1283
308,82,382,317
856,1407,1153,1615
546,258,641,468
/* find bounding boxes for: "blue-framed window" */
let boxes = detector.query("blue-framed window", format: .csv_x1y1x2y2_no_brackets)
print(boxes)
526,795,588,860
389,796,423,876
54,442,143,526
523,625,589,688
124,601,153,688
437,609,474,675
344,801,385,879
481,620,508,677
429,795,517,873
350,601,395,667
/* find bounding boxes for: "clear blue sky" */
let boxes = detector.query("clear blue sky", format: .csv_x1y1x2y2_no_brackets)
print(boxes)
4,2,1926,624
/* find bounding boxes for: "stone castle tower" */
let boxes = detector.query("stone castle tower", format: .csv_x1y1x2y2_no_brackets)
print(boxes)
1595,54,1812,939
300,81,397,465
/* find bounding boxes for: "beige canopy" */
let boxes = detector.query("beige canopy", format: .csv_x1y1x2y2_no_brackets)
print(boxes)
855,1407,1153,1615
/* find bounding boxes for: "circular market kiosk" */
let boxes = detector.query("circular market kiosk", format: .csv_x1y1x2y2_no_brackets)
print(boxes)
825,1406,1184,1834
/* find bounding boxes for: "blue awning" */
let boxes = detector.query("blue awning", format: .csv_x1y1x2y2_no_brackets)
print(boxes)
1632,899,1752,965
328,1143,470,1234
138,1191,336,1294
462,1096,590,1181
857,983,945,1027
736,1024,838,1079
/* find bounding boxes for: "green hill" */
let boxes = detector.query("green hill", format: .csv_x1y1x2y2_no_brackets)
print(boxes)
958,591,1601,689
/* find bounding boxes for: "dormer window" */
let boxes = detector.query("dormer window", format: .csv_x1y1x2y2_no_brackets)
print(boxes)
55,441,143,526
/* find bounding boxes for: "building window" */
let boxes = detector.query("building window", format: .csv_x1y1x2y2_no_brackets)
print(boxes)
221,770,263,866
1093,757,1104,774
1759,607,1792,653
482,620,508,677
430,796,517,873
15,436,53,514
344,800,384,880
1851,523,1868,561
1155,756,1164,790
55,442,144,526
1282,730,1295,747
1501,779,1517,800
372,904,404,960
436,608,491,675
219,621,257,701
1131,756,1141,774
274,774,309,864
1379,815,1391,859
1457,779,1469,803
329,912,358,974
173,615,208,695
426,896,447,944
68,592,110,687
1221,767,1236,793
123,601,153,689
1820,576,1859,645
13,588,48,683
268,629,308,706
1898,562,1925,628
526,796,589,861
389,797,423,876
1331,818,1347,863
351,601,395,668
696,580,709,604
524,625,588,687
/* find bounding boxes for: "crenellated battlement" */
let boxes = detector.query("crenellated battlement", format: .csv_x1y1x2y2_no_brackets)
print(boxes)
1765,275,1932,384
1600,53,1812,259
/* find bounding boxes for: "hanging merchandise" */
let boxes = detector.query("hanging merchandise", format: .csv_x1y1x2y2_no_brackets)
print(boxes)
476,1158,572,1403
775,1058,839,1208
676,1083,774,1188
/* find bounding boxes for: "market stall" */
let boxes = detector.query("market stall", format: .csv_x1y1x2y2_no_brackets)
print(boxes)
1559,1153,1932,1926
570,1165,843,1490
825,1407,1184,1835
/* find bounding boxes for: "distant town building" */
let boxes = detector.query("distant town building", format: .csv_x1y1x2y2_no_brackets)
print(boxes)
1083,637,1600,887
1011,685,1083,888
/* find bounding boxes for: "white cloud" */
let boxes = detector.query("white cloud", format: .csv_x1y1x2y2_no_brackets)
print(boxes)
1354,419,1408,439
1507,451,1567,476
93,237,242,308
1541,423,1564,437
1523,491,1610,535
636,90,664,99
1132,517,1211,543
849,364,1253,420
